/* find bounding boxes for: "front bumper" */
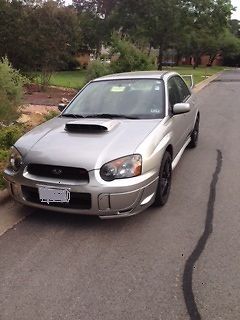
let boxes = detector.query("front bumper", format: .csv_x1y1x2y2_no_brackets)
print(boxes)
4,168,159,219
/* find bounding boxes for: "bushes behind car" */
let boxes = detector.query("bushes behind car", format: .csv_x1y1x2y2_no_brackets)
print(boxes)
86,36,155,82
0,124,26,189
110,35,155,73
0,57,28,125
86,60,112,82
0,125,25,149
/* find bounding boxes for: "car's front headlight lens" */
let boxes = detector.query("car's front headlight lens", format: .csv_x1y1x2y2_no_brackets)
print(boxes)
100,155,142,181
8,147,23,172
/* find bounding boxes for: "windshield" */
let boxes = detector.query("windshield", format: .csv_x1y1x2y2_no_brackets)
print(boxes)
63,79,165,119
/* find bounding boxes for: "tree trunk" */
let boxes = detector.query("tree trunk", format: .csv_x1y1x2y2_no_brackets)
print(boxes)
176,52,181,66
208,54,217,67
147,43,152,57
193,54,200,69
157,46,163,71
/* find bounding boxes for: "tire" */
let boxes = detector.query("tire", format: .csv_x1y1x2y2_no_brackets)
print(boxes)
188,115,200,148
153,151,172,207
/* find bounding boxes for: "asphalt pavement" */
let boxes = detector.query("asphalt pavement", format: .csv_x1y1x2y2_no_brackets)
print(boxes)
0,70,240,320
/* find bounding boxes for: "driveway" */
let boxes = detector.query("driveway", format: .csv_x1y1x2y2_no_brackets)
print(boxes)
0,70,240,320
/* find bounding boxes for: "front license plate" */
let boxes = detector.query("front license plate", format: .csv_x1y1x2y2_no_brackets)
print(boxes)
38,186,70,204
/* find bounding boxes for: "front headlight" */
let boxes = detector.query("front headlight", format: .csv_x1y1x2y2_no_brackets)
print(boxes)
8,147,23,172
100,154,142,181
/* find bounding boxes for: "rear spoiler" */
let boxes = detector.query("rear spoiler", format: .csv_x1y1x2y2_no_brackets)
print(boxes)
182,75,194,89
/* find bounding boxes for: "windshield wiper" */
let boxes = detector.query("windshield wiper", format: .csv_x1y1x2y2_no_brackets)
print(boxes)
84,114,139,119
61,114,85,118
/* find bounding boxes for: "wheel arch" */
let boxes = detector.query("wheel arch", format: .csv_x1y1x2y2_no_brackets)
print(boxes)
165,144,173,160
195,111,200,123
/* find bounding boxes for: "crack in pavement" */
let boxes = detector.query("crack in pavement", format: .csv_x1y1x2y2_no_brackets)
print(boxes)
182,150,223,320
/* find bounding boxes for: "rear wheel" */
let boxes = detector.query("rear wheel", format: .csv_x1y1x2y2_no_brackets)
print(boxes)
153,151,172,207
188,115,200,148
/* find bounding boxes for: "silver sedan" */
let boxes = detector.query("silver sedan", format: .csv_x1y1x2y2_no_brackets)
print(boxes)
4,71,199,218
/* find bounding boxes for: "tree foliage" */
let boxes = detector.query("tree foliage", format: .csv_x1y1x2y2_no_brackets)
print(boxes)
0,0,81,83
110,34,155,73
0,0,239,73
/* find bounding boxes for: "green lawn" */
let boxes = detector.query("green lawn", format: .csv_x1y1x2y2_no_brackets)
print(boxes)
163,65,225,86
46,66,224,89
48,70,87,89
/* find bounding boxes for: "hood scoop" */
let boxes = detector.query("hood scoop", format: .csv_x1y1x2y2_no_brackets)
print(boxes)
65,119,119,133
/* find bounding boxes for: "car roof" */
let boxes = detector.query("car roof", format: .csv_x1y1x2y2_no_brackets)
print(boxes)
93,71,177,81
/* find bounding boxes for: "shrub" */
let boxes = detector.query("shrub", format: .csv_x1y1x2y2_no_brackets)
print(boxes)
86,60,112,82
44,110,60,122
0,124,25,149
110,34,155,73
0,149,8,189
0,57,28,124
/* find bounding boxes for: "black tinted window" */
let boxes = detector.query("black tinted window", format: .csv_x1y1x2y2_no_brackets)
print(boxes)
174,76,190,102
168,77,181,106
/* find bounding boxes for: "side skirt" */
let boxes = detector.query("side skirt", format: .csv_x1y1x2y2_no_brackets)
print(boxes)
172,137,191,170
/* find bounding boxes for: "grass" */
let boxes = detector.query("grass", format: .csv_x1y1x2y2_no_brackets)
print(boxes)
163,65,225,86
48,70,87,89
44,66,224,89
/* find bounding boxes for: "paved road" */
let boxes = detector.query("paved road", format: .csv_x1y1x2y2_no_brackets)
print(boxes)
0,70,240,320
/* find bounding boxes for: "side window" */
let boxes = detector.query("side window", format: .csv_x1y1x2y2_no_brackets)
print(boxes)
174,76,191,102
168,77,181,107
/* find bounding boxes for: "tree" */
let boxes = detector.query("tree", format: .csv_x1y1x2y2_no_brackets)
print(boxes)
73,0,120,54
229,19,240,38
0,0,30,70
0,0,81,84
78,11,106,55
26,2,81,86
73,0,119,17
110,34,154,73
112,0,188,70
184,0,233,68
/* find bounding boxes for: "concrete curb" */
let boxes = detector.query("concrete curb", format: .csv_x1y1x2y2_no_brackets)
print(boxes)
192,71,222,93
0,201,30,237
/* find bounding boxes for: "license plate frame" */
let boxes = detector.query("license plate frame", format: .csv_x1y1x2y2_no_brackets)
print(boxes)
37,185,71,204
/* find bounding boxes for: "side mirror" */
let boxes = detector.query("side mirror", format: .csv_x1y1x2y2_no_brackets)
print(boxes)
58,103,67,112
173,103,190,115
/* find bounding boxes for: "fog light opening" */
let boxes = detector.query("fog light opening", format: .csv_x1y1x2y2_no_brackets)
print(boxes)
140,193,155,206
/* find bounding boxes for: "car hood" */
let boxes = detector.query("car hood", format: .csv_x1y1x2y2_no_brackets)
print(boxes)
15,117,160,170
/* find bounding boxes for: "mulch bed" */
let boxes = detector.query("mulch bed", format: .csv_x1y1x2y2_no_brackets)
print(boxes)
23,84,77,106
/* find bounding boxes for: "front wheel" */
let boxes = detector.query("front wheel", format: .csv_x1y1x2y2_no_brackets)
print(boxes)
153,151,172,207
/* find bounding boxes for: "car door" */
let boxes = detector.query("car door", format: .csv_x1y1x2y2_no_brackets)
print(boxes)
167,76,188,156
174,75,195,140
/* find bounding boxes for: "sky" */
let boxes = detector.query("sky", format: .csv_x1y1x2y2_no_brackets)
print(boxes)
65,0,240,20
232,0,240,20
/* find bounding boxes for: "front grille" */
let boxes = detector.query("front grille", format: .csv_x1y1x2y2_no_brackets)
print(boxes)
22,185,91,210
27,164,89,182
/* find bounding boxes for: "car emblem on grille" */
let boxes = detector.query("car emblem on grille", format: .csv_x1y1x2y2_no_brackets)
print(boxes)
51,168,63,176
